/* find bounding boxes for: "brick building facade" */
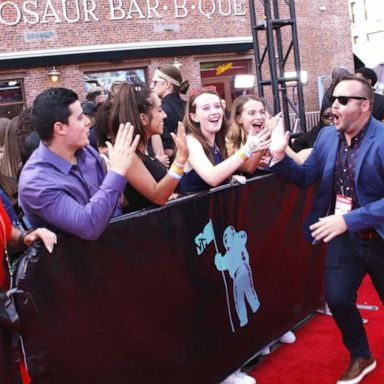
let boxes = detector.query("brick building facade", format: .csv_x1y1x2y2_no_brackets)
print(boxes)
0,0,353,121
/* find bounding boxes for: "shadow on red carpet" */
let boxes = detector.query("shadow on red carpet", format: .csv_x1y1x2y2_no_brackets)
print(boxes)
250,276,383,383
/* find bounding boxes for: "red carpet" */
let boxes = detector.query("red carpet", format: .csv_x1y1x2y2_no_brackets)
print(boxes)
250,276,384,383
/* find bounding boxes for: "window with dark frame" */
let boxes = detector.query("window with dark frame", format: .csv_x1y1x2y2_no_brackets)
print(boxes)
84,69,146,96
0,79,25,119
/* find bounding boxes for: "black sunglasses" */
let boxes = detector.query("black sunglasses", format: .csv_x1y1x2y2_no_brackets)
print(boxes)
329,95,367,105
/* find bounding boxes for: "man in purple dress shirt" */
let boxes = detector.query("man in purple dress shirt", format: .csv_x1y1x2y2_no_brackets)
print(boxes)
19,87,139,240
269,76,384,384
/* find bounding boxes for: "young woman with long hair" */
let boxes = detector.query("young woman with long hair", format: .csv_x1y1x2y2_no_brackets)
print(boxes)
227,95,275,176
109,82,188,212
179,88,270,194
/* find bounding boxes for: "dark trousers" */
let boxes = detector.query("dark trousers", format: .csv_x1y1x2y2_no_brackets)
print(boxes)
325,233,384,359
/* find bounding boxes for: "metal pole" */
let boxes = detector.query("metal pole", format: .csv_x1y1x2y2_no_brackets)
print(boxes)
288,0,307,131
272,0,291,129
264,0,280,114
249,0,264,98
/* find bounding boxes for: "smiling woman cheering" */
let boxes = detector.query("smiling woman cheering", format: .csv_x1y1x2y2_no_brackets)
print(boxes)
179,87,271,194
108,82,189,212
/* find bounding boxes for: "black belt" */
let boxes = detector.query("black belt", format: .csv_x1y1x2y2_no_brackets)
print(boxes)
356,229,381,240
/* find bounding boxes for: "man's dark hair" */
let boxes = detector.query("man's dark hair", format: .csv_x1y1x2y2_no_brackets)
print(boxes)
81,100,98,117
331,66,351,81
94,101,112,147
15,107,33,156
335,74,374,104
31,87,78,142
21,130,40,165
86,87,103,102
355,67,378,87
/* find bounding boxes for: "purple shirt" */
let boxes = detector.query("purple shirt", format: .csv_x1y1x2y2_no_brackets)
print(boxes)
19,142,126,240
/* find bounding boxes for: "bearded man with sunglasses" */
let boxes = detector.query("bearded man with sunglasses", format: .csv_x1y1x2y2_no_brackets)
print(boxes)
269,75,384,384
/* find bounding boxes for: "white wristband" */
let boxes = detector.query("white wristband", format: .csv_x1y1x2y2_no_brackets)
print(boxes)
168,169,183,180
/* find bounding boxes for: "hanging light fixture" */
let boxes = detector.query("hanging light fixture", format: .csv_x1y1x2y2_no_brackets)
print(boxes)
48,66,60,83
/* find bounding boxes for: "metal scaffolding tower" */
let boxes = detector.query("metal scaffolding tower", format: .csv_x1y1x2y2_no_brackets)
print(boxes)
249,0,307,132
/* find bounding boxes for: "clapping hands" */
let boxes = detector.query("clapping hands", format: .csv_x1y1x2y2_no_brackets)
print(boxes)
245,128,271,153
106,123,140,176
264,112,282,133
171,122,189,165
269,114,290,162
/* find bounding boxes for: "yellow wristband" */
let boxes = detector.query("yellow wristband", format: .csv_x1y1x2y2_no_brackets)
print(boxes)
237,149,251,161
170,163,184,176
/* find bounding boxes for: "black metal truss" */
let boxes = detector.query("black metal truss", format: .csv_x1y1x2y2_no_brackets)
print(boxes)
249,0,307,131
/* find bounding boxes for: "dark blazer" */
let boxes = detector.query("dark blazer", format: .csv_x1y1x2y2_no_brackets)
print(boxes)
372,93,384,121
161,92,186,150
272,117,384,242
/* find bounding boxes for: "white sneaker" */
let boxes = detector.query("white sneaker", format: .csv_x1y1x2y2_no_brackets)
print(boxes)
259,346,270,355
279,331,296,344
220,369,256,384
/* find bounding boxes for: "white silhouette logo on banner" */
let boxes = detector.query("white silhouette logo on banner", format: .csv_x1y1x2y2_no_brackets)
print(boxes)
195,219,260,332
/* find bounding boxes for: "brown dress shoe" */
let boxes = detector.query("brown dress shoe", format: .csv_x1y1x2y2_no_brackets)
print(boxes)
337,357,376,384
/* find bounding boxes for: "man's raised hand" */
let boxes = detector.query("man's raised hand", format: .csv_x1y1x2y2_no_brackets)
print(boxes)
106,123,140,176
269,115,290,162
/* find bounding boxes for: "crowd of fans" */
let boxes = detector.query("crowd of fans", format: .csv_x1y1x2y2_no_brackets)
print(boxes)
1,64,382,384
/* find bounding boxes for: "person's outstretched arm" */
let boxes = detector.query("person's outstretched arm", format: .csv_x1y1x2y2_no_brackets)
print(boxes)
125,123,189,205
187,129,270,187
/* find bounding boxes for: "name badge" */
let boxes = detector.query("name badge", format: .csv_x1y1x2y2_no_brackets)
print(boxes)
335,194,352,215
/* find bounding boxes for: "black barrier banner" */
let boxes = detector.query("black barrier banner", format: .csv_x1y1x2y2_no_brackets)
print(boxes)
11,175,325,384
